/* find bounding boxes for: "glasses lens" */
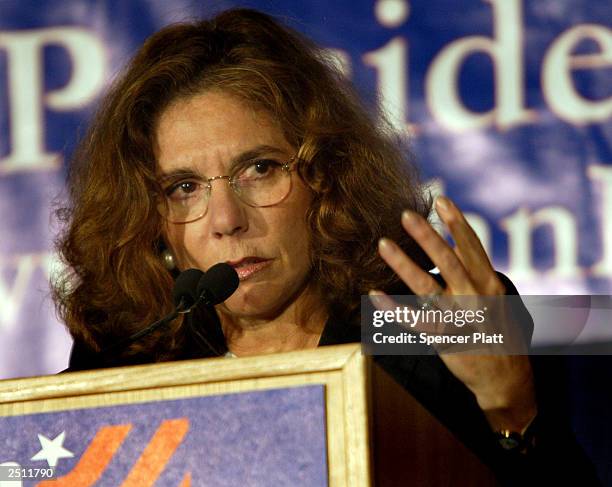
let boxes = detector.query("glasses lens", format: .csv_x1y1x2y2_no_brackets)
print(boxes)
233,160,291,207
163,181,209,224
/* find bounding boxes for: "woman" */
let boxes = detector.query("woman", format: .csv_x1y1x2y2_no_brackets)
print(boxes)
54,8,600,485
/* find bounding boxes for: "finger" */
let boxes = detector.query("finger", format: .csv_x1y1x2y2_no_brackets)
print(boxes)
368,289,398,312
369,289,446,337
435,197,504,295
373,243,449,342
378,238,444,295
400,211,476,293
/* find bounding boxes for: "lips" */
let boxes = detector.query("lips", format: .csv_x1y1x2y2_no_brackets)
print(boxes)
226,256,272,281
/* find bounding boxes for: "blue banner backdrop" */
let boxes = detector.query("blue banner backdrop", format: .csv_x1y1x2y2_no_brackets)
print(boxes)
0,0,611,483
2,0,611,378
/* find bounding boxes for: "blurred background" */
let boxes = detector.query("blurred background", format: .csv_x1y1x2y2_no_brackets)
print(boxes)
0,0,610,482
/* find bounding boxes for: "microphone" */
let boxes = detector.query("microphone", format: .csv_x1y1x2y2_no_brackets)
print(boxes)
196,262,239,306
184,263,239,357
101,263,238,355
173,268,205,310
174,263,239,310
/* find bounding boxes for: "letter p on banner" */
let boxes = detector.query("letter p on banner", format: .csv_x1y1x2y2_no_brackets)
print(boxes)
0,28,107,174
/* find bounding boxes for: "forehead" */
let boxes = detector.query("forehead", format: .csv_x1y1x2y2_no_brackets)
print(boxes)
155,90,293,173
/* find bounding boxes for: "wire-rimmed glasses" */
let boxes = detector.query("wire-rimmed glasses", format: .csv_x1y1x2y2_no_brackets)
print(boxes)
158,155,297,224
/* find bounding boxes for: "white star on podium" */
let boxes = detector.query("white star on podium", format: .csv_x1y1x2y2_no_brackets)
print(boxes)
30,431,74,467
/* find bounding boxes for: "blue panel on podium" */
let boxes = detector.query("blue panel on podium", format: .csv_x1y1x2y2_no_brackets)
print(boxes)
0,384,328,486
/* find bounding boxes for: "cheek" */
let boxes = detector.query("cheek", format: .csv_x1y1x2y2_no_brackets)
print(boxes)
278,197,313,268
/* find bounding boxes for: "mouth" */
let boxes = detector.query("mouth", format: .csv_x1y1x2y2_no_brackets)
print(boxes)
226,256,272,281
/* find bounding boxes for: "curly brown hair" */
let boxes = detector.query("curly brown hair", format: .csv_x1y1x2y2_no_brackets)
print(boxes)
53,8,432,362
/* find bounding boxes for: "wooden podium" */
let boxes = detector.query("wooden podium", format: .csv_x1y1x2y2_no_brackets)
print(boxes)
0,344,498,486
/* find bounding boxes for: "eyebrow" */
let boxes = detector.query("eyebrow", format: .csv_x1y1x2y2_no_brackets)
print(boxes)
158,145,289,182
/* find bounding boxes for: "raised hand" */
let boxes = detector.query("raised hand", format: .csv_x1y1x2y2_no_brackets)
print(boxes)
373,196,537,432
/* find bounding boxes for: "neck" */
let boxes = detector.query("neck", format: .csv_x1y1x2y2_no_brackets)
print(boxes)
218,285,327,357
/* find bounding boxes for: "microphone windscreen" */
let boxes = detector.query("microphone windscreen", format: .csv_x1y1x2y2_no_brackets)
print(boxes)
197,263,239,305
172,268,205,308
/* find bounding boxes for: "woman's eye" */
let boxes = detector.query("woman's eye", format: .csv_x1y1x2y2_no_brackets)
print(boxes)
240,159,281,179
166,181,200,199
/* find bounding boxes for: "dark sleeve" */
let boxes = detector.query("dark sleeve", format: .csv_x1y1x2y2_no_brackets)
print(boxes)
63,305,226,373
63,340,103,372
374,272,602,486
63,341,156,372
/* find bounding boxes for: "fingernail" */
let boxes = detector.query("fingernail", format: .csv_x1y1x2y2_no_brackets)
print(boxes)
369,289,394,310
378,238,394,253
402,210,417,225
368,290,384,307
436,196,452,212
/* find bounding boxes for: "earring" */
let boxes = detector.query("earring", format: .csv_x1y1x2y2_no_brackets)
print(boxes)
161,248,176,270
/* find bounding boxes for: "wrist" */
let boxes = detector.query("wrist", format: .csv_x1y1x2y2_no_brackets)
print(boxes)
474,362,536,431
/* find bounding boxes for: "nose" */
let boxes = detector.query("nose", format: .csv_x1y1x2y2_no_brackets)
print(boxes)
206,178,248,238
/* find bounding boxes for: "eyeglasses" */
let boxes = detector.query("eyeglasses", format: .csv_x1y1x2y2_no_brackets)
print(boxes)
158,156,297,224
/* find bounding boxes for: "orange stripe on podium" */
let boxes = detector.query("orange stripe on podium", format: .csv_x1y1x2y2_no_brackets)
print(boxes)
36,424,132,487
179,472,192,487
120,418,189,487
